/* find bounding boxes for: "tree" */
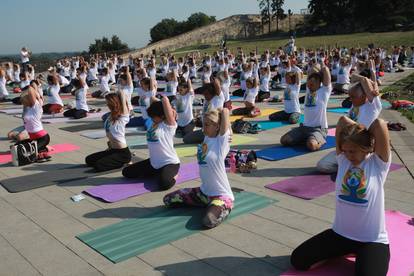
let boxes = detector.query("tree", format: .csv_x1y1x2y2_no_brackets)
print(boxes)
258,0,272,33
272,0,286,32
88,35,128,54
150,18,179,43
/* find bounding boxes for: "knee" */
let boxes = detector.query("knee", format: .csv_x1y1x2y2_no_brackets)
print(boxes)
85,155,94,166
316,159,337,174
158,175,176,191
280,134,293,146
290,247,310,271
306,139,320,151
122,165,133,178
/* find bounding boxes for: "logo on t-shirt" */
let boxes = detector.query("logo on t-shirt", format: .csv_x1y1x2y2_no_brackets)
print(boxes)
284,88,291,101
176,97,184,113
197,143,208,165
305,91,317,107
339,67,344,75
338,167,368,205
104,117,111,132
166,83,172,92
139,96,147,107
146,123,159,142
349,106,359,121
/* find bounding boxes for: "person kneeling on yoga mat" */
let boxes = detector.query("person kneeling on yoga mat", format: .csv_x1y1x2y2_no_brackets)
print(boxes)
232,76,260,117
290,116,391,276
18,83,51,161
63,78,89,119
164,108,234,229
85,90,132,172
122,96,180,191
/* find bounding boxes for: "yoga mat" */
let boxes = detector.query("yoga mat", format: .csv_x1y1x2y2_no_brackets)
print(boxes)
381,100,392,109
265,163,404,200
257,136,336,161
81,128,140,139
0,143,80,165
83,162,200,203
0,164,118,193
0,108,22,114
126,136,147,147
327,107,349,114
281,210,414,276
230,96,244,101
175,135,258,158
77,191,276,263
252,115,305,131
327,128,336,136
42,112,105,124
230,108,279,123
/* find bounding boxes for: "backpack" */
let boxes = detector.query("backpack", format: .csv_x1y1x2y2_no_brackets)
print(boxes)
231,119,261,134
225,149,257,173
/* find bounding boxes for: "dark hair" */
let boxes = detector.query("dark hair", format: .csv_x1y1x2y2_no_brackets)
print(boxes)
199,83,218,97
72,78,82,89
308,72,322,83
119,74,128,82
359,68,372,79
147,101,165,119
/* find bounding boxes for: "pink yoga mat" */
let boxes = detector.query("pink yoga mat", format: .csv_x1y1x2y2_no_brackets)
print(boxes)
265,163,404,200
282,210,414,276
0,143,80,164
84,162,200,202
42,112,105,124
327,128,336,136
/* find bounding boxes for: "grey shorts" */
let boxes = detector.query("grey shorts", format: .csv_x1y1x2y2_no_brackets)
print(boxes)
286,124,327,145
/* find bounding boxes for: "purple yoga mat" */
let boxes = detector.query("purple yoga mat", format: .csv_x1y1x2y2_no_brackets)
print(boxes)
84,162,200,202
265,163,404,200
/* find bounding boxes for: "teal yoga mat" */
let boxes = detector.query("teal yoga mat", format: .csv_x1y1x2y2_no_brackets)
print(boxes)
77,191,275,263
253,114,304,130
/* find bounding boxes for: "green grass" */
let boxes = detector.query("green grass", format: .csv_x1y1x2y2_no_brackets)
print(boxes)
172,31,414,56
381,72,414,123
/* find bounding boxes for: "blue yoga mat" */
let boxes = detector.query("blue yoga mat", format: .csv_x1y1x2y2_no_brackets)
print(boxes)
253,115,305,131
257,136,336,161
327,107,349,114
230,96,244,101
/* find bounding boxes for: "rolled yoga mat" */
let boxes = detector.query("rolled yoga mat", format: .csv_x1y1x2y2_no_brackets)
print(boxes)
281,210,414,276
77,191,276,263
256,136,336,161
83,161,200,202
265,163,404,200
0,143,80,165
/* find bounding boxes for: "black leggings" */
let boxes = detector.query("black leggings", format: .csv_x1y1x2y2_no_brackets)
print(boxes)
122,159,180,191
291,229,390,276
85,147,132,172
16,134,50,153
63,108,87,119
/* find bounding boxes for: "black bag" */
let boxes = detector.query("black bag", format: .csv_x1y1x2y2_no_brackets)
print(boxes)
231,119,261,134
11,141,38,166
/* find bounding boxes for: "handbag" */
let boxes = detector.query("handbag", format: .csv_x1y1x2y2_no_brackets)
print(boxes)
11,141,38,166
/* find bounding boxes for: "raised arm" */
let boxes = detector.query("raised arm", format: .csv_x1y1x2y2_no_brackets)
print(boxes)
187,79,194,95
219,108,230,136
117,89,129,115
321,64,331,87
369,119,390,162
295,71,301,86
125,66,133,87
162,96,176,126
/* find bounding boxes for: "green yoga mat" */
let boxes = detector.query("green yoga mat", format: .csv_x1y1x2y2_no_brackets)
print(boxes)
77,191,275,263
175,135,257,157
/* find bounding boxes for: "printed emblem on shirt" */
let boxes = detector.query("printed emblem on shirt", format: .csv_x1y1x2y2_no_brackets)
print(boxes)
305,90,317,107
176,97,184,113
146,123,159,142
139,95,147,107
104,117,111,132
339,67,344,75
284,87,292,100
338,167,368,205
349,106,359,121
197,143,208,165
166,83,172,92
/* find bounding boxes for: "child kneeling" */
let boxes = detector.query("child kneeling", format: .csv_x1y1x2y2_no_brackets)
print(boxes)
163,108,234,228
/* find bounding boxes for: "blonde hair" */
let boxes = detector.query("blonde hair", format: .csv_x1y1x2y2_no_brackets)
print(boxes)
339,123,374,152
204,109,222,125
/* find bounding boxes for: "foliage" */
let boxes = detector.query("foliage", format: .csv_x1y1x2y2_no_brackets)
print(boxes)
88,35,128,54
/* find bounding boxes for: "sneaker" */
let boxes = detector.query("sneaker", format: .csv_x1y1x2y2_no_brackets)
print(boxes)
202,205,230,229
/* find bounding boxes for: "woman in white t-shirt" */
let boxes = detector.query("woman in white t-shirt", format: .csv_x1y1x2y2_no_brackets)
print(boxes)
85,90,132,172
63,78,89,119
164,108,233,228
122,96,180,191
43,74,64,114
0,68,9,101
175,78,195,138
232,76,260,117
269,71,301,124
257,65,271,102
92,68,111,98
291,116,391,276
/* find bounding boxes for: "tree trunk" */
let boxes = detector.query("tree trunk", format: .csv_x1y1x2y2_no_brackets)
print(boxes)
276,17,279,32
268,0,271,33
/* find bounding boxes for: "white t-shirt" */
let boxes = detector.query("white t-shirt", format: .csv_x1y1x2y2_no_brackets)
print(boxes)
20,80,30,89
104,114,130,145
259,74,270,92
23,100,43,133
59,75,70,86
0,76,9,98
146,122,180,169
198,130,234,200
203,95,224,115
176,93,194,127
337,65,351,84
100,75,110,92
221,78,231,102
137,88,155,119
349,96,382,128
244,87,259,104
47,84,63,106
13,70,20,82
240,70,252,91
333,153,390,244
87,67,98,81
75,88,89,111
165,81,178,97
283,84,301,114
20,50,29,63
303,84,331,128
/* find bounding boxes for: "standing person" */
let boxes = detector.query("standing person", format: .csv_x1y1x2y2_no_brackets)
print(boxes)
122,96,180,191
291,116,391,276
20,47,31,72
85,90,132,172
163,108,233,228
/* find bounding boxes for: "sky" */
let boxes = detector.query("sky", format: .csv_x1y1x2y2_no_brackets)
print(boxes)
1,0,309,55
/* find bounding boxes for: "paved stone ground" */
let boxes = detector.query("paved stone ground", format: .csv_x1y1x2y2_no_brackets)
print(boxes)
0,70,413,276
